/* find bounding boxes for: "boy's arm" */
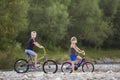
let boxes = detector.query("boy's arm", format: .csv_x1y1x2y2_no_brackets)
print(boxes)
34,42,44,48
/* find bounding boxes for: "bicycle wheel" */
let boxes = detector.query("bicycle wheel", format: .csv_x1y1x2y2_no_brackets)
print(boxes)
14,59,29,73
61,62,72,73
82,62,94,72
43,60,58,73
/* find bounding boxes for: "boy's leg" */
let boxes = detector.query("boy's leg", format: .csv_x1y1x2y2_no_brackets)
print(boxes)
34,53,38,66
25,49,37,66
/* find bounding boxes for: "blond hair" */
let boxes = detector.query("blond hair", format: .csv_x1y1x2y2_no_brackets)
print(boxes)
71,36,77,42
31,31,37,36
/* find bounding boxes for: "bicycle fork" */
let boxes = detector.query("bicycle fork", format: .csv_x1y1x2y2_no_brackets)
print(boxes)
83,59,89,69
77,58,89,68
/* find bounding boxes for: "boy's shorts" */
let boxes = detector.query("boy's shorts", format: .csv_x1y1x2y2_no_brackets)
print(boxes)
25,49,36,56
70,55,78,61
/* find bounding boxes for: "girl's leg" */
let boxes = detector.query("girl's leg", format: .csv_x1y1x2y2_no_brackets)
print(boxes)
70,55,76,72
77,55,82,62
71,61,75,72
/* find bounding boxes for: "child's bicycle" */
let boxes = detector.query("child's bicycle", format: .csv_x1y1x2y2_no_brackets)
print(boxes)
14,48,58,73
61,55,94,73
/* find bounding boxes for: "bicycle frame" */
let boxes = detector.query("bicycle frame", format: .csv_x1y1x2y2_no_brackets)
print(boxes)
14,47,58,73
38,48,47,61
61,55,94,73
27,48,47,63
76,56,87,67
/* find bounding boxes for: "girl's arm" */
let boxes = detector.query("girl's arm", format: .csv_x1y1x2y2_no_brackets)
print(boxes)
34,42,44,48
73,45,85,55
76,46,82,52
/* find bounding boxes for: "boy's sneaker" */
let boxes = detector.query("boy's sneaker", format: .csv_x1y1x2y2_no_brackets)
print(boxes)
35,64,40,68
29,64,41,70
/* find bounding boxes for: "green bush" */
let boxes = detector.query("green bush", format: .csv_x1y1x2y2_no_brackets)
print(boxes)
0,43,25,70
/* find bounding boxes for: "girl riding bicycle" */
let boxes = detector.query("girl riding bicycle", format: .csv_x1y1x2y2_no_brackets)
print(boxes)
25,31,44,68
70,36,85,72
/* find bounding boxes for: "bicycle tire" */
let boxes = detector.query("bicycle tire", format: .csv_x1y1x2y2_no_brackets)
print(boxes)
14,59,29,73
61,62,72,73
82,62,94,72
43,60,58,73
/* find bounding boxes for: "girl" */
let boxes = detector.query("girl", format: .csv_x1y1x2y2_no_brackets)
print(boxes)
70,36,85,72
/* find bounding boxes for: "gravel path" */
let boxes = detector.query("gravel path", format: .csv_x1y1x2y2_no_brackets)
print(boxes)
0,64,120,80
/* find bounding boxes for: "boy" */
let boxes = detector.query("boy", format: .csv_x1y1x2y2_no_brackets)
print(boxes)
25,31,44,68
70,36,85,72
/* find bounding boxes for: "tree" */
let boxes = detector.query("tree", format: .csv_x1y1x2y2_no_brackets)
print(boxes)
99,0,120,48
0,0,29,50
19,0,70,46
99,0,119,22
68,0,112,47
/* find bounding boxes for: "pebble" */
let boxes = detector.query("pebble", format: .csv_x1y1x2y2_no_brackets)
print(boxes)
0,64,120,80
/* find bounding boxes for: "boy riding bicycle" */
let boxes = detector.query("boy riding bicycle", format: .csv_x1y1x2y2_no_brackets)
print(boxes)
25,31,44,68
70,36,85,72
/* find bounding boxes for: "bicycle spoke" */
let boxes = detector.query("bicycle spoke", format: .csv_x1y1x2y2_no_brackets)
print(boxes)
14,59,29,73
61,62,72,73
82,62,94,72
43,60,58,73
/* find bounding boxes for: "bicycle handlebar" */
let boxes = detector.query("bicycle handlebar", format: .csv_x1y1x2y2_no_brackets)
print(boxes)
81,52,85,58
43,48,46,54
38,48,47,60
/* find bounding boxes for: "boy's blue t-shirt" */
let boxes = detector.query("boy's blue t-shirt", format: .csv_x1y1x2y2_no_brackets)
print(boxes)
26,38,35,50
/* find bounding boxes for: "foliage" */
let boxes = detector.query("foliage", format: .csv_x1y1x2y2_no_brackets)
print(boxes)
0,0,120,69
68,0,113,47
0,0,29,50
0,43,25,69
26,0,70,45
100,0,120,48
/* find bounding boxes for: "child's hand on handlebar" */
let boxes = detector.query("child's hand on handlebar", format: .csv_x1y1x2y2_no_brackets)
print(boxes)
40,46,44,48
78,50,85,55
82,50,85,55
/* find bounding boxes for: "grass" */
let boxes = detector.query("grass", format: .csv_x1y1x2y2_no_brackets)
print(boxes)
0,47,120,69
86,48,120,60
45,48,120,63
